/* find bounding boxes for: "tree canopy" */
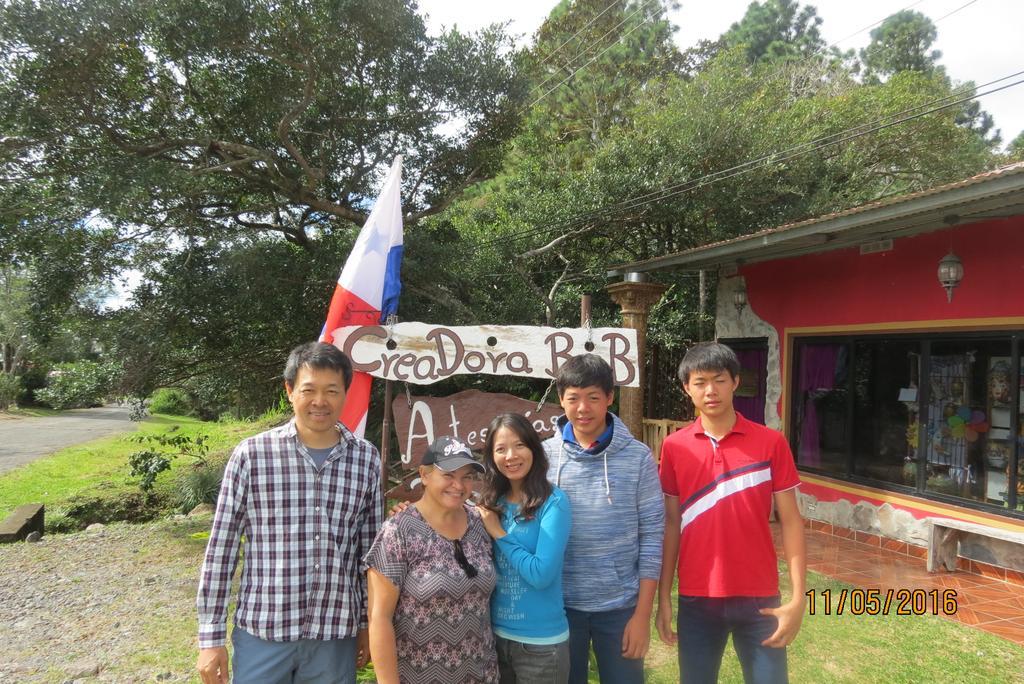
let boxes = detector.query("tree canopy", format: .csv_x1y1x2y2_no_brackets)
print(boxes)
1,0,524,246
1,0,1011,416
720,0,825,63
860,10,941,82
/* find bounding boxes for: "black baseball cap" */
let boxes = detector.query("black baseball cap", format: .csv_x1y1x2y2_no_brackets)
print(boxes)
421,436,484,473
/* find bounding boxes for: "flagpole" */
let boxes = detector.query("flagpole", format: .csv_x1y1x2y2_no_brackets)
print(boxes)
381,378,393,513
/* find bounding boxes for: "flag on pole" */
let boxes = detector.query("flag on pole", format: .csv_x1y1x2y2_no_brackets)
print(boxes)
319,156,403,437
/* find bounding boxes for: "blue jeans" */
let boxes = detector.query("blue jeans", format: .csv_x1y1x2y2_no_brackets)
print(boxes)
565,606,644,684
676,596,788,684
231,627,356,684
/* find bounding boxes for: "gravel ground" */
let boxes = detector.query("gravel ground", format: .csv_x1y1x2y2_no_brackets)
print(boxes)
0,516,212,683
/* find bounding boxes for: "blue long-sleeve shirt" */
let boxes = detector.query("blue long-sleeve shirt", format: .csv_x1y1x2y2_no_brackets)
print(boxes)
491,487,572,643
544,413,664,612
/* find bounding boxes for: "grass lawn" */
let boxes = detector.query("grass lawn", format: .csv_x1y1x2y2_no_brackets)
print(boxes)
0,413,281,522
636,564,1024,683
37,523,1021,684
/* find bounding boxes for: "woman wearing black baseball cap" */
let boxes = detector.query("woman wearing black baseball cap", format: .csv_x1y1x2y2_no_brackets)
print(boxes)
364,436,498,683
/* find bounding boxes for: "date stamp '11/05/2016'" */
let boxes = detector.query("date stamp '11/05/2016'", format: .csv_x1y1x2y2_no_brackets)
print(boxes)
805,589,958,616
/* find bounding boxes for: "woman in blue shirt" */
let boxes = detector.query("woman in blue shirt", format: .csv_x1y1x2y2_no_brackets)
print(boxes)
478,412,572,684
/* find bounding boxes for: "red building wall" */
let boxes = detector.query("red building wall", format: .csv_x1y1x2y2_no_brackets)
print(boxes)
741,216,1024,332
737,215,1024,535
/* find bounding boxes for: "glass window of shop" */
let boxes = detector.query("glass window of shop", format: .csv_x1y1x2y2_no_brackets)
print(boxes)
791,332,1022,515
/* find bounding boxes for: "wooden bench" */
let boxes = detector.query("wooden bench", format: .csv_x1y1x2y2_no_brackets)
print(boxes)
0,503,45,543
926,516,1024,572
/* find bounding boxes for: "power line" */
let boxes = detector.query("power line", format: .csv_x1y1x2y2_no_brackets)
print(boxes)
574,70,1024,223
477,74,991,247
487,1,991,245
934,0,982,23
622,75,1024,209
475,68,1024,250
571,0,1000,224
528,3,651,108
831,0,928,47
533,0,623,69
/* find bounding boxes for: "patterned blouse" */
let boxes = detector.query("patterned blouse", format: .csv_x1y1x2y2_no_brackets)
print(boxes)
364,503,498,684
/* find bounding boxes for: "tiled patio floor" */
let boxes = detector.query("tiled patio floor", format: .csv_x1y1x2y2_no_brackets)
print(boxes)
775,525,1024,645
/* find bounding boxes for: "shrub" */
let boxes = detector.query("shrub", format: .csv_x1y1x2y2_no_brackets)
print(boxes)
148,387,194,416
43,507,78,534
0,373,19,410
128,396,148,422
128,431,210,491
128,448,176,492
175,458,227,512
35,360,123,409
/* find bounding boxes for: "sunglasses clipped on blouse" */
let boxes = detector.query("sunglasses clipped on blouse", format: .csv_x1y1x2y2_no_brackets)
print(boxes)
451,538,478,578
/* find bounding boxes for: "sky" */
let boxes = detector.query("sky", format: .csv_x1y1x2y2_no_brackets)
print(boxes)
418,0,1024,145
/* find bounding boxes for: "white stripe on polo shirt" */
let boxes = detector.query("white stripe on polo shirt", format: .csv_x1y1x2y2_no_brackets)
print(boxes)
680,465,772,531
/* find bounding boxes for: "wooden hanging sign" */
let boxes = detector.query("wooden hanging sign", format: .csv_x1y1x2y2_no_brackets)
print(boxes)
392,389,563,468
330,322,638,386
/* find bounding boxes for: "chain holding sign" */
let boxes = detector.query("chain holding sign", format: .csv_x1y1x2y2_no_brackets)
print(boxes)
331,323,639,386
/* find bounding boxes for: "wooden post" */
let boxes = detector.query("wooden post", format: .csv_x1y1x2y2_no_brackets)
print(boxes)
606,275,667,439
580,294,592,327
698,269,707,341
646,344,659,418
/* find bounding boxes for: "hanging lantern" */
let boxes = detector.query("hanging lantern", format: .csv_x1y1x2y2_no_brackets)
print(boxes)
937,252,963,302
733,282,748,314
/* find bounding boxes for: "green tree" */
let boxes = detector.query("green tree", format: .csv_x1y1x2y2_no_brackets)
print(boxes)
860,10,941,82
1008,131,1024,162
521,0,681,164
0,0,523,246
720,0,825,63
858,11,998,146
0,0,528,414
107,235,342,416
440,50,999,340
0,266,32,376
449,0,684,325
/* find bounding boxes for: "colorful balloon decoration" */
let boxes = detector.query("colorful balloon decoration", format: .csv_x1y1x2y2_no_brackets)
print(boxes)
946,406,989,443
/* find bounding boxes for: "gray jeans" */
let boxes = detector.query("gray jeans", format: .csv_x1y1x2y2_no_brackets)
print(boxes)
496,635,570,684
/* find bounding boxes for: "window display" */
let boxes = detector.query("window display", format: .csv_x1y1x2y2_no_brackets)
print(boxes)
791,333,1021,514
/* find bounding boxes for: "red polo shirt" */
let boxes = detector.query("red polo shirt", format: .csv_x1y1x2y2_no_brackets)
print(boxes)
659,412,799,597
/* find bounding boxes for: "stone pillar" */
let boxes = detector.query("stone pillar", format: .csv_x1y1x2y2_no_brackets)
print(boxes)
606,275,667,439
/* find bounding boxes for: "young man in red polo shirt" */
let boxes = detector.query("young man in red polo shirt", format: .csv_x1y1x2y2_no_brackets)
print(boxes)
656,342,806,684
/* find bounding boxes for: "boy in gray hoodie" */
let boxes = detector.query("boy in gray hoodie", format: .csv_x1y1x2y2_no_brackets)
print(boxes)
544,354,664,684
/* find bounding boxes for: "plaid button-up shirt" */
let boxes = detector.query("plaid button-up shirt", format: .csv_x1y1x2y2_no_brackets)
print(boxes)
197,419,382,648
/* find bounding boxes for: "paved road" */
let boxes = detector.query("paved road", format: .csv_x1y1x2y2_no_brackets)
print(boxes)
0,406,137,476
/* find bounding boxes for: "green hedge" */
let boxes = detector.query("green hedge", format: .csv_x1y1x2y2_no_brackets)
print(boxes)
148,387,194,416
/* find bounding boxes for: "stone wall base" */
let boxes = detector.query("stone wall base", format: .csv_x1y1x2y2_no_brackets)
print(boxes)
798,491,1024,587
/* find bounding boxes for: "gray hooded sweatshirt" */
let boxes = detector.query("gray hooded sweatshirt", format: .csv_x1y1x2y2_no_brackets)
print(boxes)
543,412,664,612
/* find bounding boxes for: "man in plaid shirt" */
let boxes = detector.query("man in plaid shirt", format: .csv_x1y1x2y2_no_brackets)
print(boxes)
197,342,383,683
